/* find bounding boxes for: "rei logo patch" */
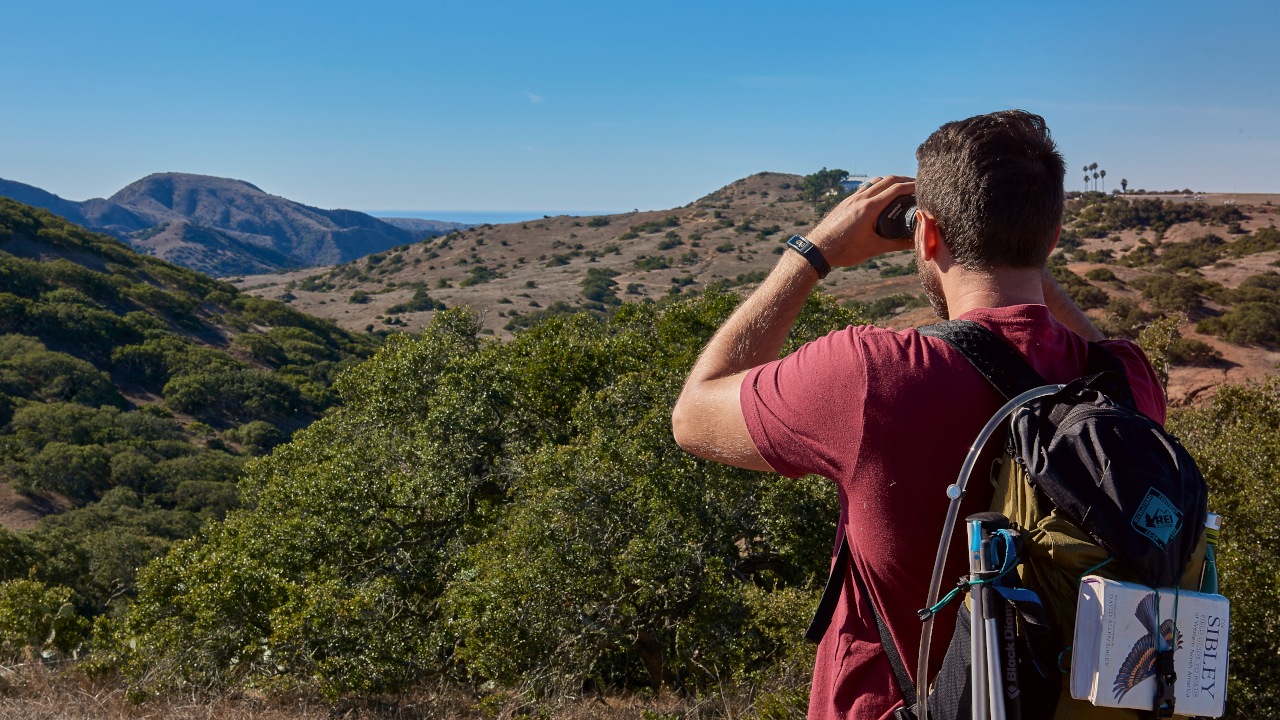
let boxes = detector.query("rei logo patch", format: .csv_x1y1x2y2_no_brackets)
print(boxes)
1132,487,1183,547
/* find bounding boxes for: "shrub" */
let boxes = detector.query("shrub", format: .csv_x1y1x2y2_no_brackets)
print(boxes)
100,296,867,697
1227,226,1280,257
460,264,502,287
1098,298,1153,339
163,367,302,423
17,442,112,504
1134,272,1214,314
386,288,445,314
677,250,700,266
879,258,917,278
1065,195,1244,237
1198,302,1280,347
227,420,287,455
1074,248,1115,263
634,255,671,271
580,268,621,305
1168,379,1280,717
0,336,122,406
1167,338,1222,366
1051,266,1109,309
842,293,929,321
1121,244,1159,267
1159,234,1226,270
1230,271,1280,303
1136,314,1185,388
0,580,89,660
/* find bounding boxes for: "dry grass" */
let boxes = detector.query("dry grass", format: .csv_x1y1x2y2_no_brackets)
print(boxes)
0,662,341,719
0,662,804,720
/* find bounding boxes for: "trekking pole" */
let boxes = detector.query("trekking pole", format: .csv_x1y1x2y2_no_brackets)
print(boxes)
970,514,1009,720
916,384,1063,720
980,527,1007,720
968,518,989,720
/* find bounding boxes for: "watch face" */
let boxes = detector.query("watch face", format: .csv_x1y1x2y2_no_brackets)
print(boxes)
790,236,812,252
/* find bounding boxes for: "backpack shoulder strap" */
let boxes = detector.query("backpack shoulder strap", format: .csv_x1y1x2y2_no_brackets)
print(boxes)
806,536,920,720
917,319,1047,400
850,549,920,720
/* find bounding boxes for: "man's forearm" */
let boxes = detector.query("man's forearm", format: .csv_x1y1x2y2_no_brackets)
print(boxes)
669,250,817,470
685,251,818,383
671,177,913,469
1043,270,1106,341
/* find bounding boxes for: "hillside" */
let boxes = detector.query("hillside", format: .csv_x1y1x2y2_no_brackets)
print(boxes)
1,192,1277,717
0,197,376,617
234,173,1280,404
0,174,468,277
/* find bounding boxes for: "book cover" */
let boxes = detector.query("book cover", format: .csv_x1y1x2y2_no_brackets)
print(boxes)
1071,576,1229,717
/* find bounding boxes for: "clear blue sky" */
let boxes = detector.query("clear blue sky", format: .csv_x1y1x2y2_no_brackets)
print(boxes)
3,0,1277,212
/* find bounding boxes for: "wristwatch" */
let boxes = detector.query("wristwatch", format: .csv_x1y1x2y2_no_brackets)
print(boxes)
785,234,831,279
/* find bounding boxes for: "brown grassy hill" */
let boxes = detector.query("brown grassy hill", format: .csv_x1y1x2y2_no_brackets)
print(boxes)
233,172,912,325
233,175,1280,405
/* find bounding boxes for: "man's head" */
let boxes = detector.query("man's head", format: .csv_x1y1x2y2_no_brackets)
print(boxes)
915,110,1066,271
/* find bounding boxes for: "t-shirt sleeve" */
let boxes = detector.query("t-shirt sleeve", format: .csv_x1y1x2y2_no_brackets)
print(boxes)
739,327,868,479
1100,338,1167,425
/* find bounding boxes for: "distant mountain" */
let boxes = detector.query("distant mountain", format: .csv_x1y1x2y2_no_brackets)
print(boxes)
0,178,150,236
0,173,465,277
128,220,304,277
378,216,472,236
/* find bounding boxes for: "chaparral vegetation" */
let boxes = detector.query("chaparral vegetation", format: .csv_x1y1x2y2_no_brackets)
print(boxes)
0,194,1276,718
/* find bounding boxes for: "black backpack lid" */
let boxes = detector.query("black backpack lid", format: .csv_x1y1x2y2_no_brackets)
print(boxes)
1011,373,1206,586
920,320,1207,587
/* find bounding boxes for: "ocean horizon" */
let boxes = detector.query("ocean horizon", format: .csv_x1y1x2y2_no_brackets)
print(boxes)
365,210,625,226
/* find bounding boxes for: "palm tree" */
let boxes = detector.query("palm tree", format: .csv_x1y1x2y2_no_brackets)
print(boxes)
1093,171,1100,190
1121,178,1129,194
1085,175,1091,192
1100,169,1107,193
1089,163,1099,191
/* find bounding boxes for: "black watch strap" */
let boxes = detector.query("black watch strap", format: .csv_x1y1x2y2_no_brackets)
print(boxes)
786,234,831,278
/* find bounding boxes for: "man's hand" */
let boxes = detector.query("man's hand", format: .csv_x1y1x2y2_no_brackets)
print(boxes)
807,176,916,268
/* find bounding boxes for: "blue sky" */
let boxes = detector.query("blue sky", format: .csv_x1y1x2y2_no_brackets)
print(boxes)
2,0,1277,213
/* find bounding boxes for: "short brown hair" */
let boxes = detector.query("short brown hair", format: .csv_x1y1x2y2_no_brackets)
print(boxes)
915,110,1065,269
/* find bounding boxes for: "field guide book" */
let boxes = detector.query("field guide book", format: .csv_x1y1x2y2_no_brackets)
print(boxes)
1070,576,1229,717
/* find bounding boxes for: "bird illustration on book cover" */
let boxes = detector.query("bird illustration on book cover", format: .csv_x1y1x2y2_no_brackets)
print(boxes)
1113,592,1184,700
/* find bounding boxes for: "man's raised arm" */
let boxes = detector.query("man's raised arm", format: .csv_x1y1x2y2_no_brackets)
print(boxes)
1042,267,1106,341
671,177,915,470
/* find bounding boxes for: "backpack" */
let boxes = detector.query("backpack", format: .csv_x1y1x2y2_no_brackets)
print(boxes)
807,320,1210,720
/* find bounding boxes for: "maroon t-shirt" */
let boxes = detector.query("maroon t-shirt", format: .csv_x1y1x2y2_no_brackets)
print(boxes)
740,304,1165,720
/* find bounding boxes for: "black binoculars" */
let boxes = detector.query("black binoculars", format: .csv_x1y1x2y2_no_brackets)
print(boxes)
876,195,918,239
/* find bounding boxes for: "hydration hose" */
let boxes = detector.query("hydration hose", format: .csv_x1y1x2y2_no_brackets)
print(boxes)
914,384,1064,719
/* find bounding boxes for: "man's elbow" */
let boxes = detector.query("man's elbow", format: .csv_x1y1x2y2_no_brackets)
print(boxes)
670,395,699,454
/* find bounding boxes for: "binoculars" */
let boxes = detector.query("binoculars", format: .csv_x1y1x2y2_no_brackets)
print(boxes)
876,195,918,239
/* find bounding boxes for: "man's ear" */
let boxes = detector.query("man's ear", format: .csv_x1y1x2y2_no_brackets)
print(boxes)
917,210,941,262
1048,225,1062,255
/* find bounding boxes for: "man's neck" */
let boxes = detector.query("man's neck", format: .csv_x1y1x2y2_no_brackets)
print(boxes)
941,265,1046,319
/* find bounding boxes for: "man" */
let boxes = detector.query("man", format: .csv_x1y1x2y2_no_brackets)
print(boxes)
671,110,1165,719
